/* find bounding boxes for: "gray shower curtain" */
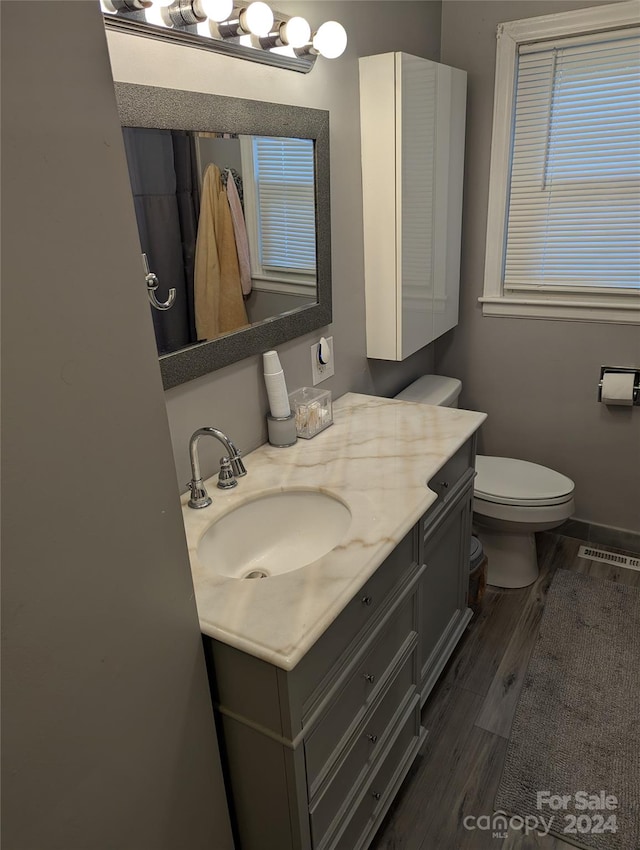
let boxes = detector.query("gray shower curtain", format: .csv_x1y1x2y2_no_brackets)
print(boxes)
122,127,200,355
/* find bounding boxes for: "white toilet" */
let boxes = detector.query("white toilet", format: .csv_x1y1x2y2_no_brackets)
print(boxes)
395,375,575,589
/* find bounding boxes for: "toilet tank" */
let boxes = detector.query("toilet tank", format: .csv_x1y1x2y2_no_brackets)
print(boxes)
394,375,462,407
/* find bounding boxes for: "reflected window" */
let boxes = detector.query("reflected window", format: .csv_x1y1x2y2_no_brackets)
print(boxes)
242,137,316,293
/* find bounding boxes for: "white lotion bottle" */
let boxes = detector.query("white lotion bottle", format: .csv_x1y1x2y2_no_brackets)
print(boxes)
263,350,291,418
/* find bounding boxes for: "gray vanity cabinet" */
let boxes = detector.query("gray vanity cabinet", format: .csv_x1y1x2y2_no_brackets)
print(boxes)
205,531,425,850
204,438,476,850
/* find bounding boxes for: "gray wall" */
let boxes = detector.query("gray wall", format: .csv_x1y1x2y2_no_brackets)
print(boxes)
1,3,233,848
438,0,640,533
107,1,443,487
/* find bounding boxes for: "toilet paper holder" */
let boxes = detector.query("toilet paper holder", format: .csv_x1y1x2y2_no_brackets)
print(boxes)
597,366,640,405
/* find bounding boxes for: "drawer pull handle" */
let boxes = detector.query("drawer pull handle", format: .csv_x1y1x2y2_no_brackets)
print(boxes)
364,673,375,683
439,480,449,489
366,733,378,743
361,595,373,606
372,792,381,801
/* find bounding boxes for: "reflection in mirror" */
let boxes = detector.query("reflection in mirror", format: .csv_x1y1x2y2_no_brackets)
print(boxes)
122,128,318,356
114,83,331,389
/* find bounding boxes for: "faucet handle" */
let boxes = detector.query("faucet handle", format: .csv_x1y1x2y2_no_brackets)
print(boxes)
187,478,212,509
230,455,247,478
226,440,247,477
217,457,238,490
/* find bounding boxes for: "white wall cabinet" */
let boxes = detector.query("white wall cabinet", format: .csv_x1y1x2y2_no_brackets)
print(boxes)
359,52,467,361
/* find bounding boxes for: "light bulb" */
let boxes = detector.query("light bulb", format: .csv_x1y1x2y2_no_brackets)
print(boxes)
195,0,233,22
313,20,347,59
145,2,170,26
281,16,310,48
100,0,117,12
241,1,273,36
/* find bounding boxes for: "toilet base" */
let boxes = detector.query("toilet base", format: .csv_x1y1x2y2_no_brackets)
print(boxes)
472,497,574,589
475,527,539,589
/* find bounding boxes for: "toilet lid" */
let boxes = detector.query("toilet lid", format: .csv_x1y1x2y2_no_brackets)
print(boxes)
474,456,574,507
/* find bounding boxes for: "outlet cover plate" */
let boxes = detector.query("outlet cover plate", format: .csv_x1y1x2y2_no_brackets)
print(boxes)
311,336,334,385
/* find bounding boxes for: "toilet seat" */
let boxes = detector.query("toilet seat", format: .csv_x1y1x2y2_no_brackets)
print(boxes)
474,456,574,507
473,495,575,525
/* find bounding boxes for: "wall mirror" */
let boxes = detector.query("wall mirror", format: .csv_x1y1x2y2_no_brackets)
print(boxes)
115,83,331,389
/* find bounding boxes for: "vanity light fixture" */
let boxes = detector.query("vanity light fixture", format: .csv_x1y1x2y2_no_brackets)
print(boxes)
259,15,311,50
212,2,273,38
195,0,234,21
308,21,348,60
101,0,346,72
240,2,273,37
142,0,234,28
144,0,170,27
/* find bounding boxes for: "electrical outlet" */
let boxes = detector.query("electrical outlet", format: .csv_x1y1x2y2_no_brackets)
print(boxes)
311,336,334,385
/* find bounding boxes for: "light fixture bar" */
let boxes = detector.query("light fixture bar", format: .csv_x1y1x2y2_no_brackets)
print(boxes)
103,10,318,72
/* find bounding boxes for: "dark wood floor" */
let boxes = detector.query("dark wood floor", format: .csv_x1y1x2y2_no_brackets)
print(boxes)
370,532,640,850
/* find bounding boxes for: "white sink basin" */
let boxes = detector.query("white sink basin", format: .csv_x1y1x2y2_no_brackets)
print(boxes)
197,490,352,580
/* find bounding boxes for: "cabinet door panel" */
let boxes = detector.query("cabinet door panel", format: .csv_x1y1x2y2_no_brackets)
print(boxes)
419,487,471,691
400,53,437,358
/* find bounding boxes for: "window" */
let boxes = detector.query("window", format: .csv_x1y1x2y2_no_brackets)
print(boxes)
241,136,316,295
482,1,640,322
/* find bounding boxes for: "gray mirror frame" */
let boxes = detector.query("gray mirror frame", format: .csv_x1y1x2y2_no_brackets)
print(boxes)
115,82,331,390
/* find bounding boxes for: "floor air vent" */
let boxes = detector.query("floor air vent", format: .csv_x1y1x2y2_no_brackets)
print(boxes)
578,545,640,572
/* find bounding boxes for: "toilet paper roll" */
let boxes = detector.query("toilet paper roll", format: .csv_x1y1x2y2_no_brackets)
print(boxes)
601,372,635,406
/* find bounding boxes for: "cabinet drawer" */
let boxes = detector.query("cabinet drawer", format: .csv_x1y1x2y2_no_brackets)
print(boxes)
305,594,416,790
300,531,416,721
323,696,423,850
309,647,417,845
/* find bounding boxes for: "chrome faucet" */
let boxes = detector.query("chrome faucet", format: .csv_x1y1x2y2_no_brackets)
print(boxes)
187,427,247,509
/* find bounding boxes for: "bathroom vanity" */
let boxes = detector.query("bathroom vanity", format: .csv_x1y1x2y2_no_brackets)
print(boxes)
182,394,485,850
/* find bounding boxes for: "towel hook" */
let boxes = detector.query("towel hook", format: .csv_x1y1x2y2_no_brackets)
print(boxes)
142,253,176,311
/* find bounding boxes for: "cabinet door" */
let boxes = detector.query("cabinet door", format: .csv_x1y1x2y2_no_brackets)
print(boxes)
399,53,438,359
419,484,472,702
360,52,467,361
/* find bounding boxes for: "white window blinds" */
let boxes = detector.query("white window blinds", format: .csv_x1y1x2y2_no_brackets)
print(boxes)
504,29,640,293
252,136,316,273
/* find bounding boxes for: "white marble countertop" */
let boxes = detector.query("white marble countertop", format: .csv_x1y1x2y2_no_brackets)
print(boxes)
181,393,486,670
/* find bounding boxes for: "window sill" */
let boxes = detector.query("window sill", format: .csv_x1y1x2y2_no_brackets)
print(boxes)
252,277,316,298
479,296,640,324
